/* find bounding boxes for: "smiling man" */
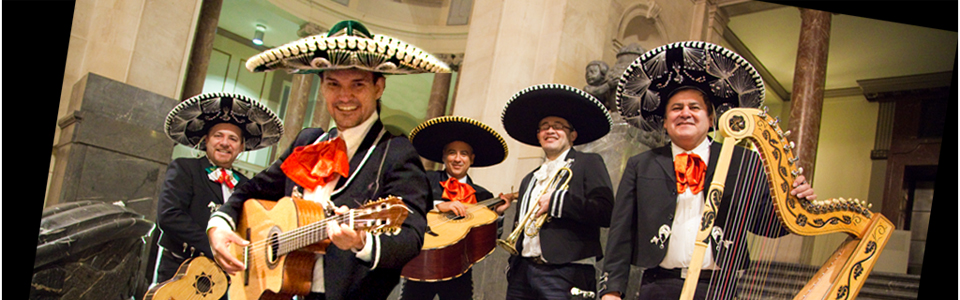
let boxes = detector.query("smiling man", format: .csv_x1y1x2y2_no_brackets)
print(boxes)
499,83,615,299
154,92,283,299
204,20,449,300
600,41,817,300
401,115,510,300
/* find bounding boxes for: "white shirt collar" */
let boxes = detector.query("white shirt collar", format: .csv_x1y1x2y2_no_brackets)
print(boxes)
534,147,572,181
334,111,379,160
670,137,711,165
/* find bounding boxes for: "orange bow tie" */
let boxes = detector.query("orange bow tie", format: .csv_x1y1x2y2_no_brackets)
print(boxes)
440,177,477,204
675,153,706,194
281,137,350,190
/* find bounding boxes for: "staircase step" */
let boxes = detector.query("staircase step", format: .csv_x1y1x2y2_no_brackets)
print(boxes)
731,261,921,300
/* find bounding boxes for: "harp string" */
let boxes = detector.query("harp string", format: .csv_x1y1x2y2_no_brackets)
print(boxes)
705,143,792,299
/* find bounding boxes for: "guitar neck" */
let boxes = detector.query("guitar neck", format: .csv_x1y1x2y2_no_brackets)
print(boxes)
277,214,339,256
476,197,506,209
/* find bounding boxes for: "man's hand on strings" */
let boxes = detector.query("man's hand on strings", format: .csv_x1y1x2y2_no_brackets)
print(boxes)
436,201,468,217
207,226,248,275
327,205,367,251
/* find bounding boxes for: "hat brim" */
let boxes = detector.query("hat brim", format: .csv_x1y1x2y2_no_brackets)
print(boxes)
164,93,284,151
616,41,764,131
245,32,450,75
502,84,612,146
410,116,507,167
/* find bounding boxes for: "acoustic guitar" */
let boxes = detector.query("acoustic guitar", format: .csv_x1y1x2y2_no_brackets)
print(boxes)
228,196,408,300
144,255,229,300
401,196,508,281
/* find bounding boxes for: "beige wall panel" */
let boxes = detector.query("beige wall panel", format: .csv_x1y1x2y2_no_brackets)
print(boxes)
127,0,201,98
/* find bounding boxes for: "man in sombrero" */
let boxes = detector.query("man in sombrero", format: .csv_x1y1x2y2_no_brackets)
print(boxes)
205,20,448,300
400,115,512,300
154,92,283,295
600,41,818,300
500,83,615,299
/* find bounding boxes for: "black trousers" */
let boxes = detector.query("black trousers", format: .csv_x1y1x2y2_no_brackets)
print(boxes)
505,257,596,300
635,267,724,300
399,269,474,300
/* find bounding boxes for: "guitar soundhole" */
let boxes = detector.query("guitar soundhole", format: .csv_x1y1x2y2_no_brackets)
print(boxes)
195,274,212,293
267,230,281,266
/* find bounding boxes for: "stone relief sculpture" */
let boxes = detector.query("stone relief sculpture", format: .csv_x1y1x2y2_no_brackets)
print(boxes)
575,43,658,191
584,60,614,111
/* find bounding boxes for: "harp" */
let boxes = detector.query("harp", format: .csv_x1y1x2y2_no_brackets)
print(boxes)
679,107,894,300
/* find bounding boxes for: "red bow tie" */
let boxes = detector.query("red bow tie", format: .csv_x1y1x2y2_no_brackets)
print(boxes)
206,166,238,189
281,137,350,190
675,153,706,194
440,177,477,204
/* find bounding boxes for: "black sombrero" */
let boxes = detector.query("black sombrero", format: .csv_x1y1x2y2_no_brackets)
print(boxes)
616,41,765,131
245,20,450,75
164,92,284,151
501,83,612,147
409,116,508,167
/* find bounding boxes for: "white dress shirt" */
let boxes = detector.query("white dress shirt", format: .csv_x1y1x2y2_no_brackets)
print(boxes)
660,138,719,271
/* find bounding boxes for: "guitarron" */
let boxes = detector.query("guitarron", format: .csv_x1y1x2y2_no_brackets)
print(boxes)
401,197,506,281
679,107,894,300
229,196,408,300
144,255,229,300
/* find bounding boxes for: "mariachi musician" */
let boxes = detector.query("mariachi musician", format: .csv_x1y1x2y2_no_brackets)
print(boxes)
400,115,511,300
599,41,817,300
499,83,615,299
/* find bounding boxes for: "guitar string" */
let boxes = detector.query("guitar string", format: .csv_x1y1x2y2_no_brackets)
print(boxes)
242,205,400,256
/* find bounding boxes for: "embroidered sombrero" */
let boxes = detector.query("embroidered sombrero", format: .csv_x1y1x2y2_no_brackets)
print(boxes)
501,83,612,147
616,41,765,131
164,92,284,151
409,116,508,167
245,20,450,75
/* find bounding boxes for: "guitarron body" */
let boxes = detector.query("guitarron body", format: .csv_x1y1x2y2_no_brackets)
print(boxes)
144,255,229,300
401,200,500,281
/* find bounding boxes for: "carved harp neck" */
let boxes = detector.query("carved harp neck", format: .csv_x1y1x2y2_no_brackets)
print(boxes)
717,108,876,238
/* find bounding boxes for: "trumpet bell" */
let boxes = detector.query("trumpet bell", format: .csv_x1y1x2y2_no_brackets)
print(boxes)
496,239,519,255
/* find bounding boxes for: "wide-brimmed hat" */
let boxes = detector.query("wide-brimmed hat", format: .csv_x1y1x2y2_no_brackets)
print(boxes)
409,116,508,167
501,83,612,147
164,92,284,151
616,41,764,131
245,20,450,75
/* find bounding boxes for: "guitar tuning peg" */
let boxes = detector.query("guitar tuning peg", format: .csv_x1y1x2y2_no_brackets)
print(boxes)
783,130,792,137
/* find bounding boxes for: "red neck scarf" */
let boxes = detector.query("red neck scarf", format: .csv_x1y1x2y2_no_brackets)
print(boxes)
281,137,350,190
440,177,477,204
675,152,706,194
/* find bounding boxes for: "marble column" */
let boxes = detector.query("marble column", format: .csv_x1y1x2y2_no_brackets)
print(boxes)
787,8,831,183
180,0,223,100
276,74,313,158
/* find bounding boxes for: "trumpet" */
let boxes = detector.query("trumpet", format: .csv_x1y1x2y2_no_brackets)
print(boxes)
497,160,573,255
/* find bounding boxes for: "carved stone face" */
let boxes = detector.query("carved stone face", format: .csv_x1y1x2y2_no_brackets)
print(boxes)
586,64,605,85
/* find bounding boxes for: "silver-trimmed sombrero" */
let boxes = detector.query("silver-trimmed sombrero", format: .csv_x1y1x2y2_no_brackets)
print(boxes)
245,20,450,75
164,92,284,151
501,83,612,147
409,116,508,167
616,41,765,132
